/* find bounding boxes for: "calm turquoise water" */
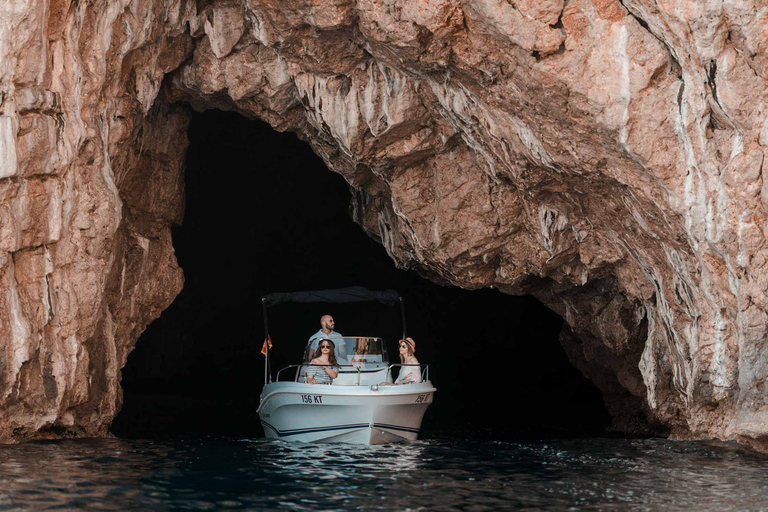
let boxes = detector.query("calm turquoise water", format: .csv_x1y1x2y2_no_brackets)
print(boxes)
1,435,767,511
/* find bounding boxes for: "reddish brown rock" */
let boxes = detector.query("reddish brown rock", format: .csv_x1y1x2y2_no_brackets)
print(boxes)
2,0,768,450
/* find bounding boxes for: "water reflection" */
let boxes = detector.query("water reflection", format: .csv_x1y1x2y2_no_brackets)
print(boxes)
261,438,427,476
1,437,768,511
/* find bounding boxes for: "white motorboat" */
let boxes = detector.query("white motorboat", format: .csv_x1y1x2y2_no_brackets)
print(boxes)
257,288,436,445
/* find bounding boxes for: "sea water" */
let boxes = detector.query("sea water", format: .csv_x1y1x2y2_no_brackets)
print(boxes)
1,434,767,511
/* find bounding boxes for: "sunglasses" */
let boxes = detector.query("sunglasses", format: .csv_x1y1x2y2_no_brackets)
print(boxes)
320,345,331,349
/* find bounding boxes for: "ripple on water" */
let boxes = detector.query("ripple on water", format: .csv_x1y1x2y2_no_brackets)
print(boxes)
1,436,768,511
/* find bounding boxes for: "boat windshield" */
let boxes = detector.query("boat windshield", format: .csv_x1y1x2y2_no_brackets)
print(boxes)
304,336,389,367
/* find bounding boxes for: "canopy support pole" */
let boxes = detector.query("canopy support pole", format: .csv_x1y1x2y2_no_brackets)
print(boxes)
400,296,408,340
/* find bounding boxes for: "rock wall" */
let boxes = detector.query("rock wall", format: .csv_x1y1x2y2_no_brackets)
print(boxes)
0,0,190,440
2,0,768,448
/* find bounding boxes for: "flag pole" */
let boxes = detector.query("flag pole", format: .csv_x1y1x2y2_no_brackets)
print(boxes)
262,297,271,385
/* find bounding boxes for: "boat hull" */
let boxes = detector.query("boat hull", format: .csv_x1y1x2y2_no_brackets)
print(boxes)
257,382,436,445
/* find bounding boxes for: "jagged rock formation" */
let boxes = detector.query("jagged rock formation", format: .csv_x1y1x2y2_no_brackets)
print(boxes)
2,0,768,449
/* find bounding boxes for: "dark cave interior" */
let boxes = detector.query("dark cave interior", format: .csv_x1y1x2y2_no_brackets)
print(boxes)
112,109,610,440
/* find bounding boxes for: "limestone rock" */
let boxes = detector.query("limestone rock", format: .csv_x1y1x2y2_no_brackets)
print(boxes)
2,0,768,451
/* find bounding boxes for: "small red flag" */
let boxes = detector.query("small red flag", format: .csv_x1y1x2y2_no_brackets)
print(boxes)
261,336,273,355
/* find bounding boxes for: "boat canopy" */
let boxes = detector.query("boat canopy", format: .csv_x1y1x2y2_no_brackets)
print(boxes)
263,286,400,307
260,286,407,385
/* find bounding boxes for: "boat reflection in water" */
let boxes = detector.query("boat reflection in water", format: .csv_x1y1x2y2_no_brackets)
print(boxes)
257,287,436,445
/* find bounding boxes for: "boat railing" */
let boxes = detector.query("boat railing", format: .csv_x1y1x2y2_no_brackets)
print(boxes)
388,363,429,383
273,363,429,385
275,364,369,385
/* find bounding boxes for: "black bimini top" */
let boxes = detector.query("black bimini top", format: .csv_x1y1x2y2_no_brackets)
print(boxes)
263,286,400,307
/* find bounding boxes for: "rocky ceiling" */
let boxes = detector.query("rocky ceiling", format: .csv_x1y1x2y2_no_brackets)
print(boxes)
1,0,768,449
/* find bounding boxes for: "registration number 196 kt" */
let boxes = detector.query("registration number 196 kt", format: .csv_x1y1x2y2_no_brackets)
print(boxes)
415,394,430,403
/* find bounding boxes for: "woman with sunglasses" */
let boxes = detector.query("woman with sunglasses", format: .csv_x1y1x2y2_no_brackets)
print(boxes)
306,339,340,385
394,337,422,385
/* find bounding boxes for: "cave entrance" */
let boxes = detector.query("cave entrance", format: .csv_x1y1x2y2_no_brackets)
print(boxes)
112,110,610,439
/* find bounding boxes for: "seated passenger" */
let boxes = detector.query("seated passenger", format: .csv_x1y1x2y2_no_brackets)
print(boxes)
306,339,340,385
380,337,422,386
394,337,422,384
351,338,370,369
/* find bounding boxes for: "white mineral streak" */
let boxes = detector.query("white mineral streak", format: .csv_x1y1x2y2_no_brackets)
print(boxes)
66,335,78,391
294,73,358,157
0,117,17,179
6,259,31,400
427,81,503,181
99,114,123,232
510,117,554,171
128,234,150,318
616,24,630,145
361,62,413,137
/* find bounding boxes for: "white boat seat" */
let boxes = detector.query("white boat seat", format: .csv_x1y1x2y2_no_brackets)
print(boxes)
333,366,389,386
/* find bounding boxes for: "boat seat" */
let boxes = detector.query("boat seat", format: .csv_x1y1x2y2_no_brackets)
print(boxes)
333,366,389,386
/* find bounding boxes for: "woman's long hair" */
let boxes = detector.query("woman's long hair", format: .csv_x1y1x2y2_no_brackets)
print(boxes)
399,337,415,364
319,339,338,366
354,338,369,355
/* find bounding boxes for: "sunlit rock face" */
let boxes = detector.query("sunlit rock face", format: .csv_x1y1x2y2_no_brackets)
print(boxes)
2,0,768,449
0,0,190,440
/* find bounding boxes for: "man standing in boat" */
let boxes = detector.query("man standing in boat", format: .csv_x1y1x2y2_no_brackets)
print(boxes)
307,315,348,362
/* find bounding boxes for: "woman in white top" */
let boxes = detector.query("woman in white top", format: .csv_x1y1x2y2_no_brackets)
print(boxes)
306,339,340,385
394,337,422,385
